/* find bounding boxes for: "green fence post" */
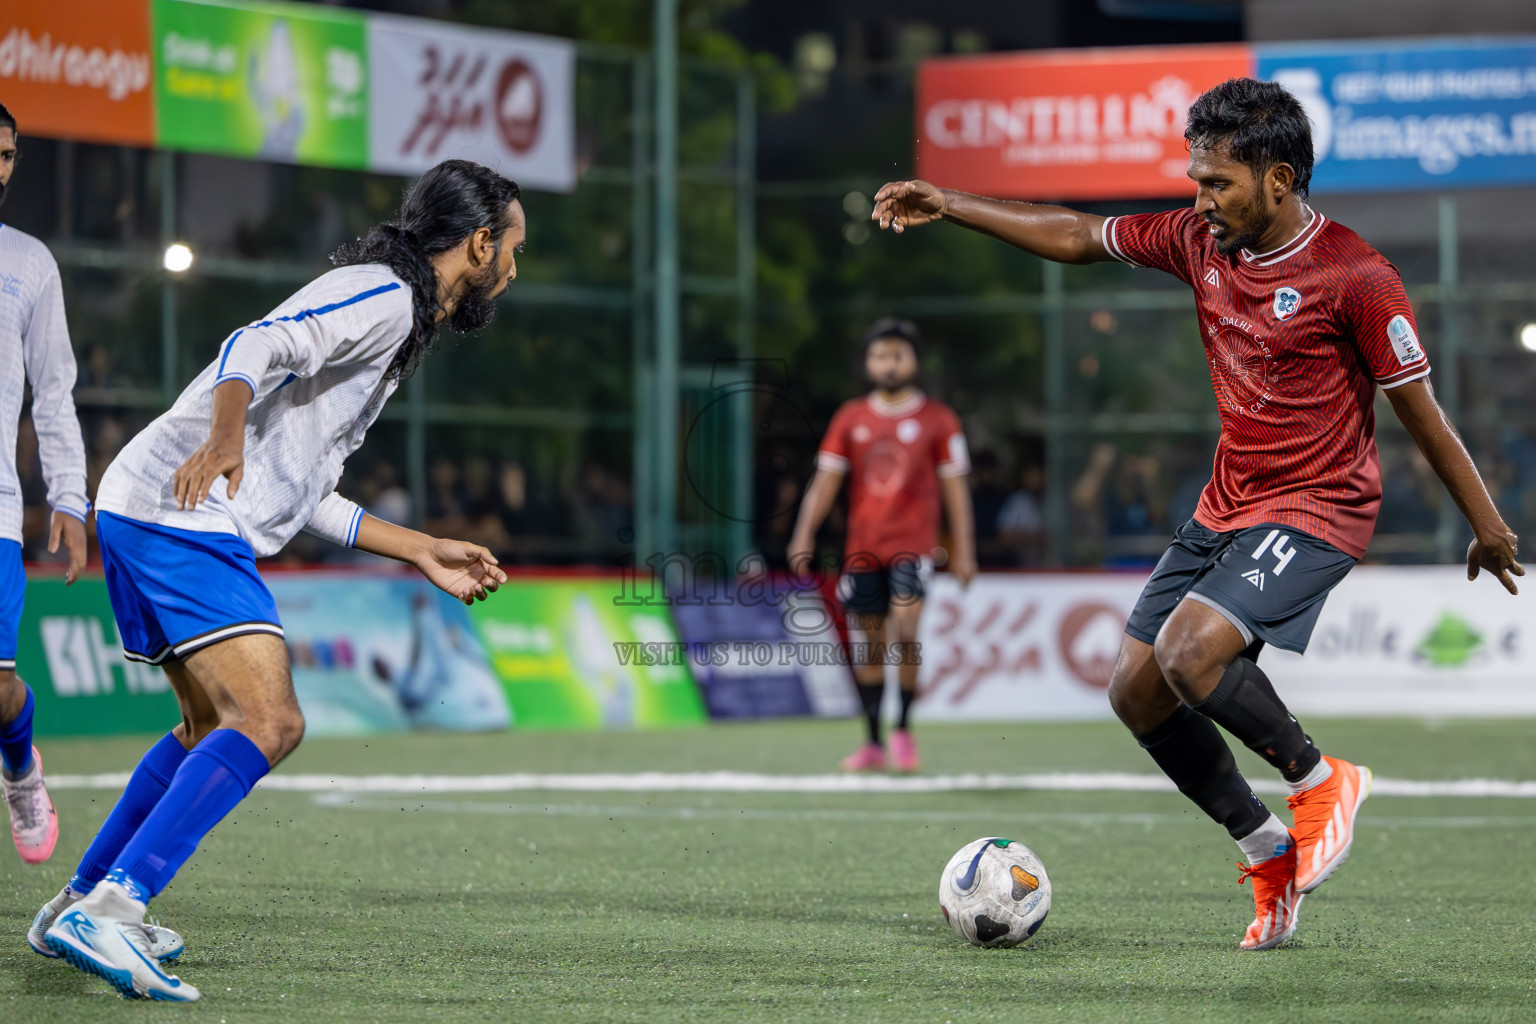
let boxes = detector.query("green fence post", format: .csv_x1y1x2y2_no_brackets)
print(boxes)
732,69,757,568
652,0,680,559
160,151,178,406
1437,194,1461,564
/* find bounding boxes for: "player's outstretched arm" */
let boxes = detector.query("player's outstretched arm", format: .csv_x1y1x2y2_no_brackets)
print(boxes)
1386,379,1524,594
870,180,1114,265
353,514,508,606
787,466,846,579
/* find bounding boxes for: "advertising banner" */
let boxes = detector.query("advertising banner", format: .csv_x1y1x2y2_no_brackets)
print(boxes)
18,578,179,737
1260,566,1536,716
266,572,510,736
469,576,706,730
915,45,1252,201
0,0,155,147
912,573,1143,722
667,578,858,721
367,15,575,192
151,0,368,168
1256,39,1536,193
914,567,1536,721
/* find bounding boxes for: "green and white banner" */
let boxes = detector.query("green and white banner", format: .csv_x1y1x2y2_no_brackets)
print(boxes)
18,578,179,737
469,576,706,730
146,0,575,187
152,0,369,168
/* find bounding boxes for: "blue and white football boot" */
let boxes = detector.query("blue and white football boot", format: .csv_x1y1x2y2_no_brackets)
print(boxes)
44,879,199,1001
28,884,184,962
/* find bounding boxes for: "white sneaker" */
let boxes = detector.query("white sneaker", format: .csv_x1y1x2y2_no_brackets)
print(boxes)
3,747,58,863
28,884,184,962
44,880,199,1001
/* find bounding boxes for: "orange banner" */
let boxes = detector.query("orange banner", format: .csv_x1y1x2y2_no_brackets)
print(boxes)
0,0,154,147
916,45,1255,201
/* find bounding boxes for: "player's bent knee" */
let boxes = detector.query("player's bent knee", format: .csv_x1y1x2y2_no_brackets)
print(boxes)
1152,627,1207,693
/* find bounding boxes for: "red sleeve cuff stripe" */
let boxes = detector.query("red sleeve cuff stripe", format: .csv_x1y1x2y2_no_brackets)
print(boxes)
1378,365,1431,389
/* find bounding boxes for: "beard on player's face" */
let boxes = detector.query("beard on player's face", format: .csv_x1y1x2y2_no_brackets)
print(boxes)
869,362,917,393
448,253,503,333
1206,187,1270,257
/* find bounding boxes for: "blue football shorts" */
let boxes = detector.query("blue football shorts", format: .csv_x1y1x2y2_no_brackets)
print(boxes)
0,540,23,671
96,511,283,664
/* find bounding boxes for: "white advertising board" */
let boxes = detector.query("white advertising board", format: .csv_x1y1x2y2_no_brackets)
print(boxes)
368,16,574,192
910,567,1532,721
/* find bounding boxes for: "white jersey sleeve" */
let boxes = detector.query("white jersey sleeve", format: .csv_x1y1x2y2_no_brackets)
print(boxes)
95,265,413,557
302,491,365,548
213,278,410,394
22,260,89,521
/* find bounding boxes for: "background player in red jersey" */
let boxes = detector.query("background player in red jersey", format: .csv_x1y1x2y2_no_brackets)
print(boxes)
871,78,1522,950
789,318,976,773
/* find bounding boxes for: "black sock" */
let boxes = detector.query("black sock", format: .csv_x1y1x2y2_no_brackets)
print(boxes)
855,682,883,745
1138,704,1270,840
896,687,916,730
1193,656,1322,783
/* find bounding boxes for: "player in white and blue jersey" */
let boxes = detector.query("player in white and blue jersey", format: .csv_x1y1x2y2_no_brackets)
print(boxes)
32,159,521,1001
0,103,90,868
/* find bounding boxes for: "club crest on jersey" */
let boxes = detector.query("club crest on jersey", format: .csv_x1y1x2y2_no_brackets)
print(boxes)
1272,287,1302,321
897,419,921,444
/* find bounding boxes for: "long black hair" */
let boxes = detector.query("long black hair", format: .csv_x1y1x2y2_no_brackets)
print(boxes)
1185,78,1314,199
332,159,521,381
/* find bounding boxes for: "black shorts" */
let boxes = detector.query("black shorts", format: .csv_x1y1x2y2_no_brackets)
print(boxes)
837,557,929,616
1125,518,1356,655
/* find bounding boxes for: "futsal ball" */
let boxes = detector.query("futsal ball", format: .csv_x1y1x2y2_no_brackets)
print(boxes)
938,836,1052,947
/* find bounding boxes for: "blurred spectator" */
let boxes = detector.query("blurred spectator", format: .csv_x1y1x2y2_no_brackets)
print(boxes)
423,457,467,539
1377,436,1439,537
969,450,1009,566
77,344,126,389
370,461,413,527
461,455,512,552
572,462,633,551
997,462,1046,567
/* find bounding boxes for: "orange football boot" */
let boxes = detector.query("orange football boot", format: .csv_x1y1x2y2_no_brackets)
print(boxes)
1288,755,1372,894
1237,840,1302,951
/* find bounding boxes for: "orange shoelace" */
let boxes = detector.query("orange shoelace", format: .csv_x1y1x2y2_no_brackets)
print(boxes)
1285,785,1334,836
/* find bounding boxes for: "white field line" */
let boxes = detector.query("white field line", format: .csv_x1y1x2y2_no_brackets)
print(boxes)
42,769,1536,799
309,794,1536,829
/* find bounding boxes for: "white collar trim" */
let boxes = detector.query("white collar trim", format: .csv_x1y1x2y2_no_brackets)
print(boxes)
1240,207,1325,267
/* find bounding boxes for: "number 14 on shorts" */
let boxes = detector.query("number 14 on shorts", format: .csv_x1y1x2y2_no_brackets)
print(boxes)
1244,529,1296,591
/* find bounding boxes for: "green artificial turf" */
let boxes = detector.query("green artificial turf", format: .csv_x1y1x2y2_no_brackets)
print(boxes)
4,718,1536,1023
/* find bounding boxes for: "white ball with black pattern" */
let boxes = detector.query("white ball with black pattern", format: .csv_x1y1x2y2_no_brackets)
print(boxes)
938,836,1052,947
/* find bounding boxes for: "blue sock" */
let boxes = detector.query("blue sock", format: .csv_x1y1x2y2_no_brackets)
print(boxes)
69,732,190,893
0,686,34,775
109,729,270,901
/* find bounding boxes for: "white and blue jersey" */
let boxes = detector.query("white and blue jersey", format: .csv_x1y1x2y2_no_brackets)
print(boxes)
95,265,414,662
0,225,90,668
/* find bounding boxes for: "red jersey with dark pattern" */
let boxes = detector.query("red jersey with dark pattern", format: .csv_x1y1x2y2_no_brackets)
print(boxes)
816,392,970,565
1101,206,1429,558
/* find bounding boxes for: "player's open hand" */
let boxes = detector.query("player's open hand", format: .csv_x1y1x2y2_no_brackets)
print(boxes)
871,180,947,234
48,511,88,585
173,436,245,511
417,538,508,605
1467,526,1524,595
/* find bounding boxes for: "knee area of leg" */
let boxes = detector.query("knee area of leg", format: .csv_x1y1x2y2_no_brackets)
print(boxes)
1151,631,1202,685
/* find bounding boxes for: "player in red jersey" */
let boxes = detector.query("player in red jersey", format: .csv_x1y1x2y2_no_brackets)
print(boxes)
789,318,976,773
872,78,1522,949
